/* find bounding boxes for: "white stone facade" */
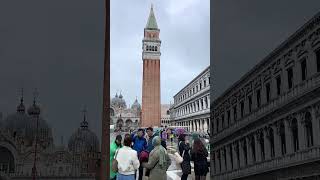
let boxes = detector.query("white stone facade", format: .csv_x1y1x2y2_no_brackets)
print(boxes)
211,12,320,179
170,66,210,135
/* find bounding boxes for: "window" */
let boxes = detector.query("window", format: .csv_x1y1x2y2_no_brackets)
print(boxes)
200,82,202,90
248,95,252,113
209,77,211,84
240,101,244,118
155,46,158,51
316,49,320,72
287,67,293,89
301,58,307,81
276,76,281,96
256,89,261,108
227,110,231,126
221,115,225,129
266,83,271,103
204,80,207,87
233,105,237,121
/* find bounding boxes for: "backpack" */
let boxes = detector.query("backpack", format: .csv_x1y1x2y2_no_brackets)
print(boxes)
111,148,119,172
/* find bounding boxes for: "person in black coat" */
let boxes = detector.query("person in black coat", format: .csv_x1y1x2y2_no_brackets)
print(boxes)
191,138,209,180
178,134,191,180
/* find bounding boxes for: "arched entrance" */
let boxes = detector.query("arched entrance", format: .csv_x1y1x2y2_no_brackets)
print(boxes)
0,146,15,175
116,119,124,130
125,119,133,131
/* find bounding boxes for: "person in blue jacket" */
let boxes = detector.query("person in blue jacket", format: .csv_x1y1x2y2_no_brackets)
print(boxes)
132,128,147,180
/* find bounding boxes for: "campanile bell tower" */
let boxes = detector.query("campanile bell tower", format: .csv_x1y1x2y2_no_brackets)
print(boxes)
141,4,161,127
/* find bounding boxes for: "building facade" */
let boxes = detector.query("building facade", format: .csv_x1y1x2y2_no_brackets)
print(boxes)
110,93,141,131
141,5,161,127
0,95,100,180
170,66,210,135
211,12,320,179
161,104,171,127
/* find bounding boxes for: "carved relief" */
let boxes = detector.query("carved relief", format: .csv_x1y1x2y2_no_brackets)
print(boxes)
309,28,320,47
295,39,308,57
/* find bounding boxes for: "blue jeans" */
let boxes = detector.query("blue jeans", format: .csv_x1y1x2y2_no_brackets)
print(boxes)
117,173,135,180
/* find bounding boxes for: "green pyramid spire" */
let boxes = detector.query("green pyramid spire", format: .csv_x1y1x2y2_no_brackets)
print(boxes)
145,4,158,29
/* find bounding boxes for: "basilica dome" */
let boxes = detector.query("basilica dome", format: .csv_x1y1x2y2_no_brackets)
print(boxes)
68,114,100,153
111,93,127,109
3,98,53,147
131,98,141,112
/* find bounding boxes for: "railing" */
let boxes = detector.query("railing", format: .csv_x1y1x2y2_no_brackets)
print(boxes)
175,86,210,107
174,108,210,121
213,73,320,144
213,146,320,179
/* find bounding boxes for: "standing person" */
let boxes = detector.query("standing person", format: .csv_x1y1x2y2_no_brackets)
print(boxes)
178,134,191,180
110,135,122,180
146,127,155,153
131,129,147,180
116,135,140,180
144,127,155,177
191,138,209,180
142,136,171,180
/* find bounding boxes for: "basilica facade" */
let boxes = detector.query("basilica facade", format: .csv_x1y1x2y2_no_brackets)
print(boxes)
110,93,141,131
170,66,210,135
0,95,100,180
211,12,320,179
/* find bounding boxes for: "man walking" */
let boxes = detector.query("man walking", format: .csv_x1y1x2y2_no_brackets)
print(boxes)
132,129,147,180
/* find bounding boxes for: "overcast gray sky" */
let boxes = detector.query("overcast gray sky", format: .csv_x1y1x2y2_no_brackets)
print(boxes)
212,0,320,100
110,0,210,106
0,0,105,144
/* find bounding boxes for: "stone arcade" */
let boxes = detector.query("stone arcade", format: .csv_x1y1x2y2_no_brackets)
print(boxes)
211,12,320,179
170,66,210,135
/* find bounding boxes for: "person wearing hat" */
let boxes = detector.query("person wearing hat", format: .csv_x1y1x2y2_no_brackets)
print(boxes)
110,134,123,180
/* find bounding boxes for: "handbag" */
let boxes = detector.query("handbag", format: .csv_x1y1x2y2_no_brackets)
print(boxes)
111,149,119,172
174,150,185,164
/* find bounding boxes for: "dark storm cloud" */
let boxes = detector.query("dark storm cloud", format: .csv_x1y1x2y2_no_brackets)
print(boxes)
110,0,210,105
0,0,105,144
212,0,320,99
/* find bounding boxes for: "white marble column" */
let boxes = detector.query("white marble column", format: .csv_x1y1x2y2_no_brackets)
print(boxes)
239,140,245,168
297,113,307,150
246,136,253,165
220,148,226,172
215,150,220,174
311,105,320,145
203,97,207,110
232,142,239,170
272,122,282,157
254,131,262,162
284,117,294,154
263,127,271,160
226,145,232,171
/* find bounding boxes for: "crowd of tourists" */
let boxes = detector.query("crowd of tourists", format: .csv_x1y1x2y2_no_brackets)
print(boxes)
110,127,209,180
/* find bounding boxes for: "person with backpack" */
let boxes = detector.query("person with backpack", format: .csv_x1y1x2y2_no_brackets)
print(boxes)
131,129,147,180
142,136,171,180
178,134,191,180
115,135,140,180
110,135,122,180
191,138,209,180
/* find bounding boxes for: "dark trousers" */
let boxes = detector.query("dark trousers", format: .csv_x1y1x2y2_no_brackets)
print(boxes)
181,174,188,180
135,166,143,180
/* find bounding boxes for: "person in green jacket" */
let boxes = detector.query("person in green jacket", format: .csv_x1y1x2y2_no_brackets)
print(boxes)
110,134,122,180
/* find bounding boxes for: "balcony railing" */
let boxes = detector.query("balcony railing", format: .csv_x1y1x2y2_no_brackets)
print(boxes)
213,146,320,179
213,73,320,143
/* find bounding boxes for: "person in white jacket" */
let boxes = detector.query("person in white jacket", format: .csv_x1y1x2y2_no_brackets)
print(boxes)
116,134,140,180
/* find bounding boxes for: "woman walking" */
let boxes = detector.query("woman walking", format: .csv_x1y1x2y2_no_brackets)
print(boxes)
178,134,191,180
191,138,209,180
116,135,140,180
142,136,171,180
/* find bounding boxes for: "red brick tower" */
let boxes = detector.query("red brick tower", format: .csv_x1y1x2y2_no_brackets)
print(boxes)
141,4,161,127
